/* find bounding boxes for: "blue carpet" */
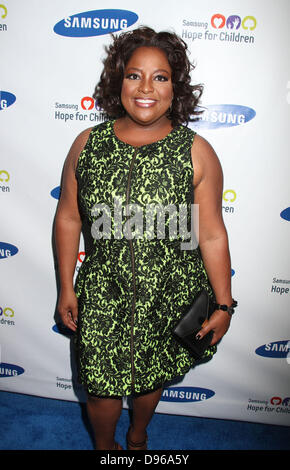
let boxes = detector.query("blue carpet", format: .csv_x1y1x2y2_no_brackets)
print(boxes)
0,391,289,451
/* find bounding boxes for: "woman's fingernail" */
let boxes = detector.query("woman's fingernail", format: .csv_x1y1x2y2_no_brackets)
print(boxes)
196,333,202,340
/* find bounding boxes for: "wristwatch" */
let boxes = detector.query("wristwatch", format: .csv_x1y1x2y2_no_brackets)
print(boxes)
213,299,238,316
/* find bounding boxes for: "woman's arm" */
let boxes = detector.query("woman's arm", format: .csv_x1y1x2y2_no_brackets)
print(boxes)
54,127,92,331
191,135,234,345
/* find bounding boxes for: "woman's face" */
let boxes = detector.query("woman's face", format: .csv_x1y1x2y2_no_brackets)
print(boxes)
121,46,173,127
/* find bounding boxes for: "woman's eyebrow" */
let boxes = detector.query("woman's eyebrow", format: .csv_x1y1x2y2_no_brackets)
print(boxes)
125,67,171,74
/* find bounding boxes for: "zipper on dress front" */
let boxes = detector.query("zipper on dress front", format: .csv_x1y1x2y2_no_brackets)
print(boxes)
125,148,138,393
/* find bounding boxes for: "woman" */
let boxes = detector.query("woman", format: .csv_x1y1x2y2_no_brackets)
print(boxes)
54,26,236,451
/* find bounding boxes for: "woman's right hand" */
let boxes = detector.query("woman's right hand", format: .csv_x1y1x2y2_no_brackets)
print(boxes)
57,288,79,332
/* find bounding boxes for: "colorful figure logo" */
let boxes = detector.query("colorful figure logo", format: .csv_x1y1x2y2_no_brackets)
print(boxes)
211,13,225,29
226,15,241,29
0,170,9,182
81,96,95,110
211,14,257,31
0,4,7,19
223,189,237,202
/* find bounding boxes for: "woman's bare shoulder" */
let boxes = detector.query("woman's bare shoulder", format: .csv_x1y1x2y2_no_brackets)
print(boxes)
192,134,220,163
191,134,223,186
66,127,94,172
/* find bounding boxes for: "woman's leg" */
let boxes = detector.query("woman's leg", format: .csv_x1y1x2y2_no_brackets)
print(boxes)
128,386,163,449
86,395,123,450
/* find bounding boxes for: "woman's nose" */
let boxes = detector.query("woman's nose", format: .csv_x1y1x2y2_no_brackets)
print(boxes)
138,77,154,94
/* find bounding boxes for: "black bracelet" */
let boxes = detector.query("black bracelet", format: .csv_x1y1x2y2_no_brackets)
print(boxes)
213,299,238,316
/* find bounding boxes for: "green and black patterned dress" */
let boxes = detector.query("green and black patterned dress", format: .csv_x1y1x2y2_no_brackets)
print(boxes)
74,119,216,397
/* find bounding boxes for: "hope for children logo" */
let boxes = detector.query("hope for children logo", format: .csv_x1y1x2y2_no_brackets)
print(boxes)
182,12,257,44
54,96,107,123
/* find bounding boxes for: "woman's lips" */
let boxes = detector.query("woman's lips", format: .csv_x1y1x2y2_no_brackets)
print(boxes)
134,98,157,108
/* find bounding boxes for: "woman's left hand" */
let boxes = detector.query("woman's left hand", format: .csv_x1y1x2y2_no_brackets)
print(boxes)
197,310,231,346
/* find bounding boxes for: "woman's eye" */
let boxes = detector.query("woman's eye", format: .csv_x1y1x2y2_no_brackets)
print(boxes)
154,75,168,82
125,73,140,80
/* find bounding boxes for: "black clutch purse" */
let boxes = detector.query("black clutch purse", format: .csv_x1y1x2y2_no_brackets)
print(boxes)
172,289,215,359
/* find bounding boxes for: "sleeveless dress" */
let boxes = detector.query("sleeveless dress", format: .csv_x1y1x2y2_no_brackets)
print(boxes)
74,119,216,397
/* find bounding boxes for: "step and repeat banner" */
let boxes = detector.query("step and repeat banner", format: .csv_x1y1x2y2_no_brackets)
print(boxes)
1,0,290,427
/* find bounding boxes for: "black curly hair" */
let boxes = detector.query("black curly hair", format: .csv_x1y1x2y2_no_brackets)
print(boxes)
93,26,203,126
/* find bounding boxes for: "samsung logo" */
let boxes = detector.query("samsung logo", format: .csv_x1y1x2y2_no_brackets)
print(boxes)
255,340,290,358
160,386,215,402
51,186,60,199
0,362,25,377
54,9,138,37
193,104,256,129
0,91,16,110
280,207,290,221
0,242,18,259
